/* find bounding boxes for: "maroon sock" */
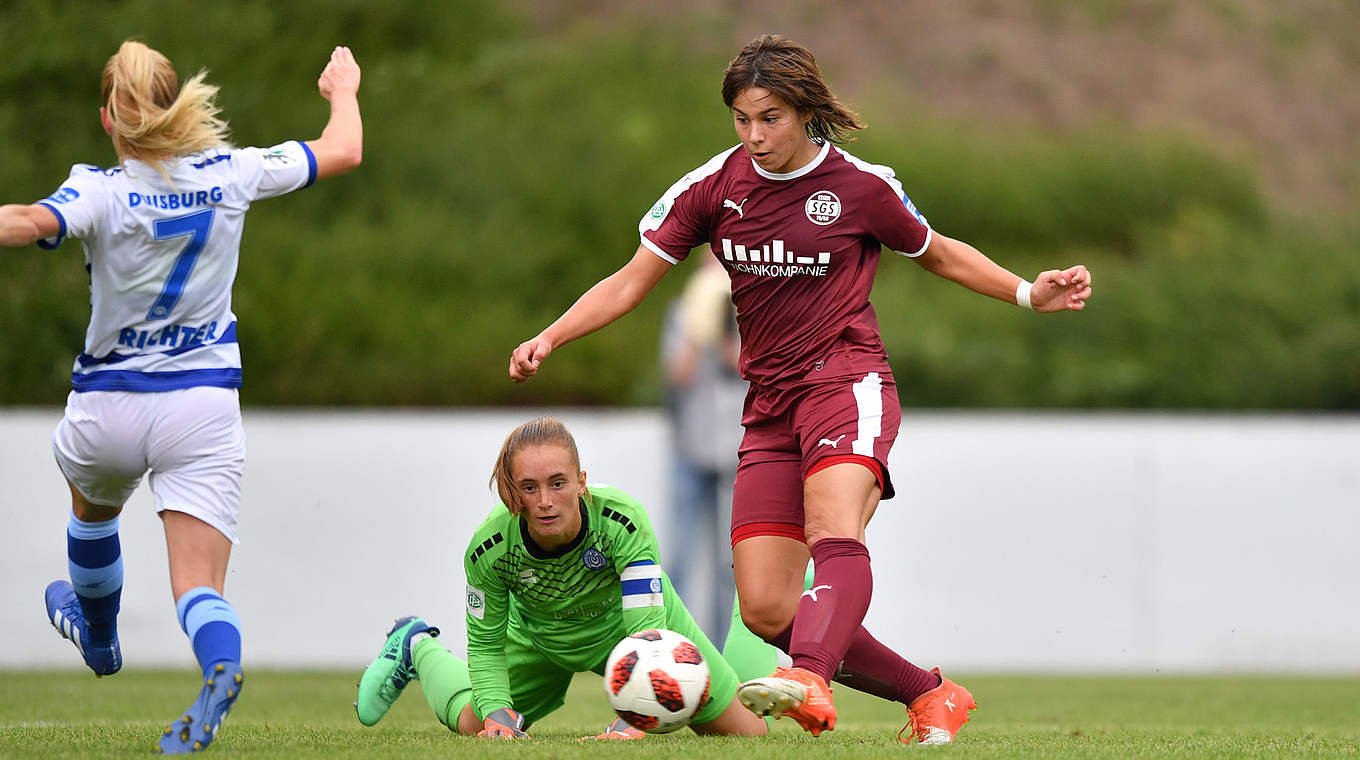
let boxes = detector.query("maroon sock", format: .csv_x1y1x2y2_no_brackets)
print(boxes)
763,621,937,704
788,538,873,683
755,550,935,704
768,621,793,652
836,627,941,705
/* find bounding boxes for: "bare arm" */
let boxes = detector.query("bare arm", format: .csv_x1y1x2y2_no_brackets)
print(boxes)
914,232,1092,312
0,204,61,247
305,46,363,179
509,245,672,382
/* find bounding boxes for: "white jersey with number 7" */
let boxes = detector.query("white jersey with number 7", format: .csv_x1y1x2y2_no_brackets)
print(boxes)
35,141,317,393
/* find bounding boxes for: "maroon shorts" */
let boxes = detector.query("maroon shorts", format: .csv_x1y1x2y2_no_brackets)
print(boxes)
731,371,901,544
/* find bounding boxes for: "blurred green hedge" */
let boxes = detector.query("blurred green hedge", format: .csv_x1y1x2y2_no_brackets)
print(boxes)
2,1,1356,408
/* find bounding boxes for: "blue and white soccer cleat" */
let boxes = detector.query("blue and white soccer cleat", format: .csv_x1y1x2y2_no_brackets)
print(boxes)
44,580,121,677
156,661,244,754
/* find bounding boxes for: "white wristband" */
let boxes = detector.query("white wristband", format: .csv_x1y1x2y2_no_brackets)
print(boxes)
1015,279,1034,310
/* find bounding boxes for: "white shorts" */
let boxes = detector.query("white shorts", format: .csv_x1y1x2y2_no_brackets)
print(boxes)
51,387,246,544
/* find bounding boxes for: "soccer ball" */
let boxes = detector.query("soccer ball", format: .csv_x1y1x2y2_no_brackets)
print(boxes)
603,628,711,733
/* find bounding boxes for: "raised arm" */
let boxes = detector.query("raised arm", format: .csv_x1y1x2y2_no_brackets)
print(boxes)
305,46,363,180
509,245,671,383
914,232,1092,313
0,204,61,248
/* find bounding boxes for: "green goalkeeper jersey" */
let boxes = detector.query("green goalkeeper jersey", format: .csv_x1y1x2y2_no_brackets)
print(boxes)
463,484,671,715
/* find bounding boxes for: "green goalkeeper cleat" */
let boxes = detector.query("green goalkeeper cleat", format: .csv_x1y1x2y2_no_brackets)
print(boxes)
355,616,439,726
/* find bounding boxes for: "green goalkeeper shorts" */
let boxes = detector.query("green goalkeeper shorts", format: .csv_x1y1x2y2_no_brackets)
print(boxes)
499,590,740,728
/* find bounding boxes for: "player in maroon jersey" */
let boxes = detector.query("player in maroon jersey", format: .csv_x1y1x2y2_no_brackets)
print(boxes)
509,34,1091,744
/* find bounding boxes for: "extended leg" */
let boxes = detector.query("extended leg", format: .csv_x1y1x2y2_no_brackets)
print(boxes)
157,511,241,755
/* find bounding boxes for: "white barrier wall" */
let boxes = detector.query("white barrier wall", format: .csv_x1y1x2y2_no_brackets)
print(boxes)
2,408,1356,673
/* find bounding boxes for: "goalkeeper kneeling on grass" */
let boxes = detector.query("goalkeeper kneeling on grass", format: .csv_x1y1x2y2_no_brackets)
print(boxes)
354,416,768,740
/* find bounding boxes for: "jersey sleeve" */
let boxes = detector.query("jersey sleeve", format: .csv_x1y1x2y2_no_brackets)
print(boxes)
34,165,110,250
600,490,669,634
857,161,933,258
463,514,516,718
233,141,318,202
639,147,736,265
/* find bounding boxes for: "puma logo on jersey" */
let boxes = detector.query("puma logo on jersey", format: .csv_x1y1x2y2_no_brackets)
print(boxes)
817,435,845,448
802,584,832,602
723,198,748,218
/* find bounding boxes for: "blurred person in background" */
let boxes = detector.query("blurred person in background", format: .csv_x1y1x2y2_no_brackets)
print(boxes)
509,33,1092,744
659,249,746,644
0,42,363,753
352,416,767,741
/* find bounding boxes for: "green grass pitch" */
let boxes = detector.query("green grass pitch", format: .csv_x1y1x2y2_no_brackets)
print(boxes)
2,670,1357,759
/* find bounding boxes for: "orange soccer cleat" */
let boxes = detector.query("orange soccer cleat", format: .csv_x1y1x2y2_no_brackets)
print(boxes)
737,666,837,737
579,716,646,741
900,667,977,745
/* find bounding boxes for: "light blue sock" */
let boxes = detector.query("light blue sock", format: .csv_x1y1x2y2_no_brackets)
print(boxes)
176,587,242,677
67,513,122,644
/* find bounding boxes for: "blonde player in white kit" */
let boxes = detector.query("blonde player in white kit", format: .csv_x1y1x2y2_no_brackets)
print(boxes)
0,41,364,754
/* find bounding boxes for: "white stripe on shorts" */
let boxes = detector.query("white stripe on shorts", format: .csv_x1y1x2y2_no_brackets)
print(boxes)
850,372,884,457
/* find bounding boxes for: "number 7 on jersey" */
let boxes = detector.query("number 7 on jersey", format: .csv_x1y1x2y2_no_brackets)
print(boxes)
146,208,215,321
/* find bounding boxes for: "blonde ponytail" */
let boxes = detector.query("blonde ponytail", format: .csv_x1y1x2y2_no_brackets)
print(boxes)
101,40,231,179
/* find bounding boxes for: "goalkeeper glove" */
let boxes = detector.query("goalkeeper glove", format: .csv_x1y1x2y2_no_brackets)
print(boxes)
477,707,528,739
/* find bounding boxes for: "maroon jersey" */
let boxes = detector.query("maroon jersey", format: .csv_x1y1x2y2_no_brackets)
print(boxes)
640,141,931,387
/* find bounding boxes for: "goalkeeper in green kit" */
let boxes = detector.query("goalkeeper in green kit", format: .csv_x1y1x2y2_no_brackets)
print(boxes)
354,416,769,739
